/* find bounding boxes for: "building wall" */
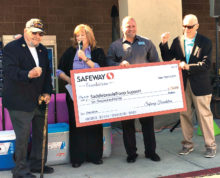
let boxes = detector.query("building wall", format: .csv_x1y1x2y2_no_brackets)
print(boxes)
0,0,118,58
0,0,216,64
0,0,218,90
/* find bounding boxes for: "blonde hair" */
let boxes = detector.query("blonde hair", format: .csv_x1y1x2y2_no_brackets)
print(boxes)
121,16,136,28
72,24,96,49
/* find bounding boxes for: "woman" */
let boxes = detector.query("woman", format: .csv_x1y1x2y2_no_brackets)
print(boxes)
57,24,105,168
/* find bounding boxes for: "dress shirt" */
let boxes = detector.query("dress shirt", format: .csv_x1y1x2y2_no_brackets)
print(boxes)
28,46,39,67
184,34,196,64
106,35,159,66
56,46,100,77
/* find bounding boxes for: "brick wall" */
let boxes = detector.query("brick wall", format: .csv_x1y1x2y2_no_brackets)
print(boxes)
0,0,218,90
0,0,118,58
0,0,119,92
0,0,216,64
0,0,216,61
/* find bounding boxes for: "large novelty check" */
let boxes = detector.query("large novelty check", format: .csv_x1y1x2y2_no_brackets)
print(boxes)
70,61,186,127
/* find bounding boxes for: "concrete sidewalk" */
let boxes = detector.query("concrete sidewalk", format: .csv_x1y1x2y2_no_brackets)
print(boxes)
1,122,220,178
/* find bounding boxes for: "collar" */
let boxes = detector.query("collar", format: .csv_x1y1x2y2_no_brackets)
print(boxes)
184,32,197,43
122,35,139,44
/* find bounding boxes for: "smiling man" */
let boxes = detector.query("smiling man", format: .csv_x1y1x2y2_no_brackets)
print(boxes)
160,14,217,158
106,16,161,163
3,18,53,178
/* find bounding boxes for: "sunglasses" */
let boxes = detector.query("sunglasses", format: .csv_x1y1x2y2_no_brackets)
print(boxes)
183,24,197,29
32,32,44,36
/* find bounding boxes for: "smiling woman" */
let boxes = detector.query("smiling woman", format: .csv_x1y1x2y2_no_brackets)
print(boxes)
57,23,106,168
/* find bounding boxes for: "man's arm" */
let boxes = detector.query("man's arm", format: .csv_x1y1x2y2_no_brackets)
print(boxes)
106,44,121,66
147,40,160,62
187,38,212,74
3,44,30,82
159,32,176,61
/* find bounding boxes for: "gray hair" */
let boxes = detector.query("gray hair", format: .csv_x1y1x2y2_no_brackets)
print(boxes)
183,14,198,24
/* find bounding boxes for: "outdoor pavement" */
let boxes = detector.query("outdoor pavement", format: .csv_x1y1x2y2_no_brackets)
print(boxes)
1,118,220,178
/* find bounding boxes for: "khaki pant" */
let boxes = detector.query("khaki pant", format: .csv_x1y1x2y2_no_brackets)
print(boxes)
180,80,216,150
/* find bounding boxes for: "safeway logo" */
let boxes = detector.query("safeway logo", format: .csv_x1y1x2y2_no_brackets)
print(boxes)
106,72,114,80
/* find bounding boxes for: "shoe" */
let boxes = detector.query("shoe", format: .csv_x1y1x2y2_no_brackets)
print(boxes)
204,148,216,158
31,166,54,174
91,159,103,165
72,163,82,168
127,154,138,163
179,147,194,155
145,153,161,161
13,173,36,178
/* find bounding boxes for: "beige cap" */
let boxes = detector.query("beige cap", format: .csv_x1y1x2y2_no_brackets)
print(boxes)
25,18,45,33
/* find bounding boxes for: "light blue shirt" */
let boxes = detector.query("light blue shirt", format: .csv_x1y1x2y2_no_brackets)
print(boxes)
184,34,196,64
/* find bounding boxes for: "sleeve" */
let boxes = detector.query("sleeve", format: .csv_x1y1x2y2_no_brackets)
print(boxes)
56,69,64,77
106,44,121,66
147,40,160,62
159,40,176,61
189,39,212,75
92,48,106,67
3,44,30,83
58,47,73,77
93,63,100,68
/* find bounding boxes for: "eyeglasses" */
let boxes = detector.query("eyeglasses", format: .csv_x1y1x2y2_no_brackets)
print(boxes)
183,24,197,29
32,32,44,36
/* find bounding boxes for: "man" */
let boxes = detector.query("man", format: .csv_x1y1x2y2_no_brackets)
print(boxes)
160,14,217,158
3,18,54,178
106,16,160,163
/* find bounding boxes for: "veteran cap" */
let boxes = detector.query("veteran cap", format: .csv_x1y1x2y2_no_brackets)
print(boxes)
25,18,45,33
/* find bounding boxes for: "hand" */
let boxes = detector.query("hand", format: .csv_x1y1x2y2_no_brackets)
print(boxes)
161,32,170,44
120,60,130,67
28,67,42,78
179,61,185,69
42,93,51,104
179,61,190,70
78,50,87,61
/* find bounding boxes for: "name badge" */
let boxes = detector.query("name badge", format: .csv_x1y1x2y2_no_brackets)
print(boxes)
138,41,145,45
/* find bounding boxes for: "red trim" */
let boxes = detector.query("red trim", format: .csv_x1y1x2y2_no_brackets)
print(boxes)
70,61,186,127
158,167,220,178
